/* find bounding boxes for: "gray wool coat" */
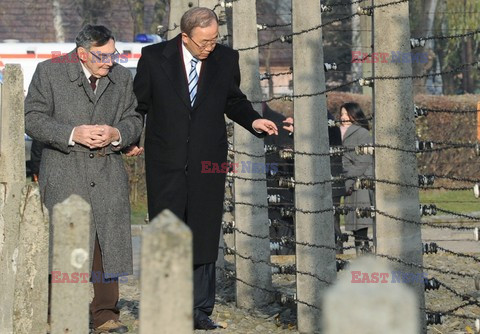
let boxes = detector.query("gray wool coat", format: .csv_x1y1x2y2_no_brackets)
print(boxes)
24,50,143,277
342,124,374,231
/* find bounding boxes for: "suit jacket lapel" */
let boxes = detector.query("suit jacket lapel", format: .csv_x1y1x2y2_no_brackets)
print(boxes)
160,35,191,110
193,49,220,110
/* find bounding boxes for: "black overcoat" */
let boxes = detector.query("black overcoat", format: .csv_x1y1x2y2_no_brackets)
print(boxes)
134,35,263,264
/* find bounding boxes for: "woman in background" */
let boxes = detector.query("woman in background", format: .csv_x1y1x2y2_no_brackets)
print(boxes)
339,102,374,255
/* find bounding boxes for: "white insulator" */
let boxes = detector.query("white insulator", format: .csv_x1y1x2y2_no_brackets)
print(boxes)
474,227,479,241
320,4,332,12
474,184,480,199
359,78,374,87
475,318,480,332
355,145,374,155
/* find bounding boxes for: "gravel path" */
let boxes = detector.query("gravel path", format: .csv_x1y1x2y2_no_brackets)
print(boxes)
111,223,480,334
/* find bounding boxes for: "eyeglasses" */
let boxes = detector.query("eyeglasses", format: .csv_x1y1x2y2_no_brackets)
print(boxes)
188,35,219,50
89,49,120,63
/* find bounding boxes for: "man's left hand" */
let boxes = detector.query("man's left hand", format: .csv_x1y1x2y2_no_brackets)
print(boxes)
89,125,120,148
252,119,278,135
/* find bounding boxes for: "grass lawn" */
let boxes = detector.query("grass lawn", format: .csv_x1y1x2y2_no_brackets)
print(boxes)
130,189,480,225
131,200,148,225
419,189,479,214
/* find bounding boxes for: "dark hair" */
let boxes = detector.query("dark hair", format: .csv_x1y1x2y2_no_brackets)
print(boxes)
340,102,370,130
75,24,115,50
180,7,218,36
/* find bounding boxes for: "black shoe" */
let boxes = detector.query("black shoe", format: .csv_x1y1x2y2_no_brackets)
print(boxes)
195,317,222,330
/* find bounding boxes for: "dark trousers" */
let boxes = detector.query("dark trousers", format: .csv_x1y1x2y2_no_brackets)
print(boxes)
193,262,216,321
90,235,120,328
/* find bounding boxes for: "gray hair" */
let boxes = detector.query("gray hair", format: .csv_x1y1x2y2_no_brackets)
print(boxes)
180,7,218,36
75,24,115,50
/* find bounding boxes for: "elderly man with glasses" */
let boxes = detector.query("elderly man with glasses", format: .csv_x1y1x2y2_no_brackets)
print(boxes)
133,7,278,330
25,24,143,333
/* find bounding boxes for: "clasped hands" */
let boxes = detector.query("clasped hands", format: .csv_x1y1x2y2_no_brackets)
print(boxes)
73,124,119,149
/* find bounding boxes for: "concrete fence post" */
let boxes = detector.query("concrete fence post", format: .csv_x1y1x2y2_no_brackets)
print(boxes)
232,0,273,308
323,256,419,334
0,64,25,334
13,185,49,334
50,195,91,334
140,209,193,334
291,0,337,332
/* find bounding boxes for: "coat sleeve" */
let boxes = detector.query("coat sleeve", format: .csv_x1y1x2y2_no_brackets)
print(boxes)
224,51,265,138
111,73,144,151
344,128,373,190
25,62,74,154
133,48,151,119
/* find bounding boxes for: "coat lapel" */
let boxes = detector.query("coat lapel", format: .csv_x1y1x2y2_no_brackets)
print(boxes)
160,35,191,110
193,49,220,110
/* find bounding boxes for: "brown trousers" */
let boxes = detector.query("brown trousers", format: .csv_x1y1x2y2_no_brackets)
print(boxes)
90,234,120,328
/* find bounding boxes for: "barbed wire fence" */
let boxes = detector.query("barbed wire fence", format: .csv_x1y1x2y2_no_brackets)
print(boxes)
204,0,480,332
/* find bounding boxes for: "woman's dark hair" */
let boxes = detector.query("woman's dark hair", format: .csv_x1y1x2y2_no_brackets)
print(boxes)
340,102,370,130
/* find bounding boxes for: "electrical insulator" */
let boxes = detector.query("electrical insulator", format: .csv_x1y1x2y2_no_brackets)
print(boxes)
226,122,234,137
420,204,437,216
280,207,295,218
424,277,440,291
256,24,267,31
475,143,480,156
474,227,479,241
222,221,235,234
425,312,443,325
423,242,438,254
278,177,295,189
476,319,480,332
219,1,233,8
330,146,344,156
277,293,295,305
334,206,350,216
280,35,293,43
320,4,333,12
260,72,271,80
271,264,296,275
224,247,235,255
267,194,281,204
414,105,428,117
410,38,426,49
324,63,337,72
279,149,294,161
475,276,480,291
336,260,348,272
265,144,277,154
359,78,374,87
416,140,434,152
355,144,374,155
357,6,373,16
354,178,375,190
356,206,376,219
418,174,435,187
282,95,293,102
474,184,480,198
223,201,234,213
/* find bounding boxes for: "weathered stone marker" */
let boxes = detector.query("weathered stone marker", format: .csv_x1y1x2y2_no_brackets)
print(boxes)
323,256,419,334
50,195,91,334
140,209,193,334
13,185,49,334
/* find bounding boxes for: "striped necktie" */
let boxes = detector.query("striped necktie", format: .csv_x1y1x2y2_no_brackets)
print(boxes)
188,58,199,106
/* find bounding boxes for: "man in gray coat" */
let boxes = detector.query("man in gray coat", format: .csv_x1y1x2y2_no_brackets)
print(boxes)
25,25,143,333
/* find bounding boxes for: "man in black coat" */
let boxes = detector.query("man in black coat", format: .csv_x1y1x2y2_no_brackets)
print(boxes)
133,7,277,330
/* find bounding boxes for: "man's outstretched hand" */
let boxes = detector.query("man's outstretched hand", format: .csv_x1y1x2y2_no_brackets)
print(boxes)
252,119,278,135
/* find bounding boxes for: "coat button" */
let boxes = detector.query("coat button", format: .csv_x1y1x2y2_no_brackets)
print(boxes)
90,182,95,187
187,137,189,143
89,153,94,158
